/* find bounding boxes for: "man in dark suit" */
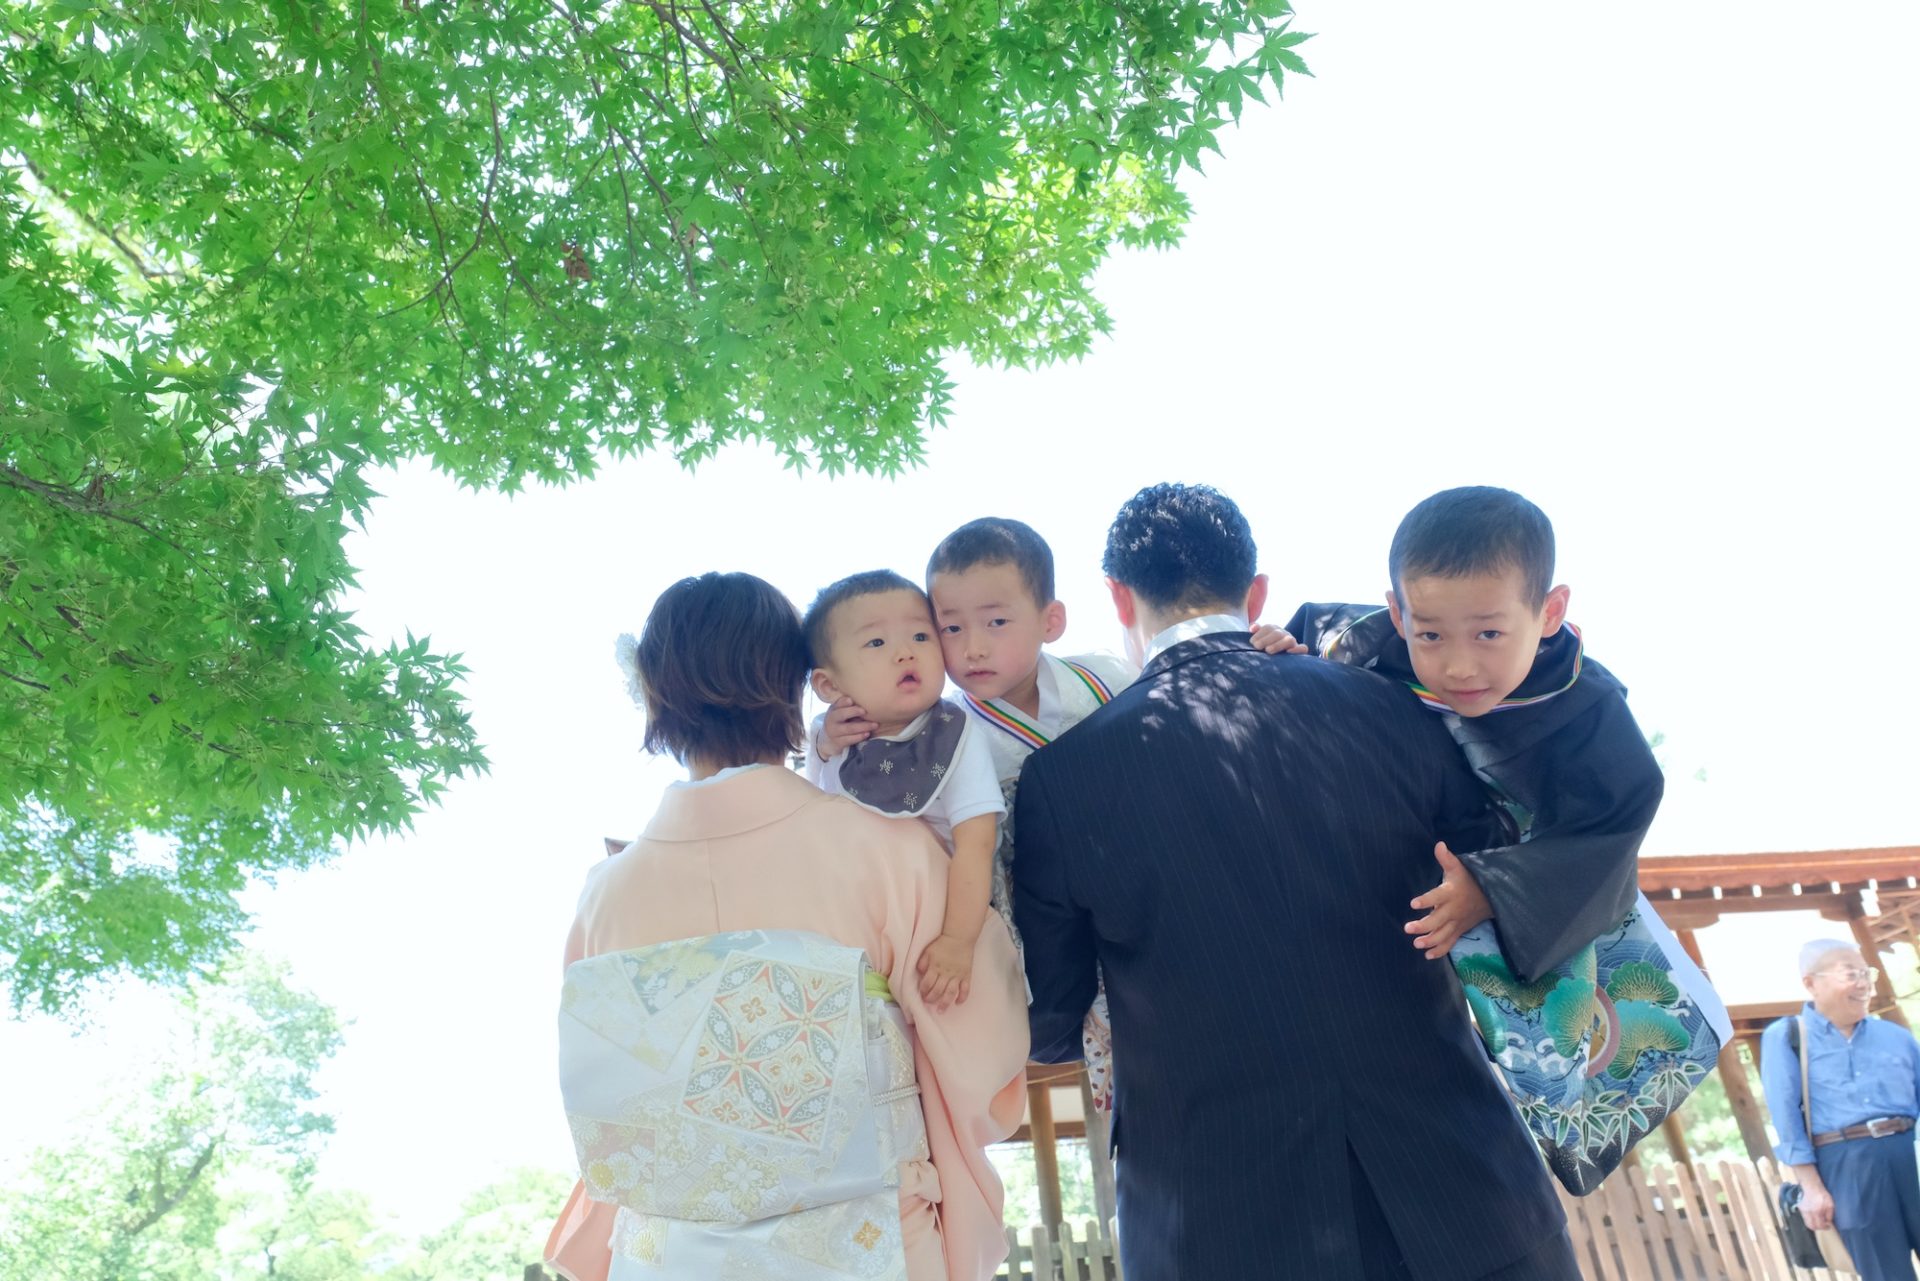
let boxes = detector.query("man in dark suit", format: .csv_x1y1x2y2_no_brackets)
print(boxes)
1013,484,1578,1281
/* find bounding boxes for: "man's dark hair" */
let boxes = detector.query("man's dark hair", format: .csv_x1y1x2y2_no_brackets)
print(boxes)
801,569,929,669
1101,483,1257,612
637,573,808,766
1388,486,1556,610
926,517,1055,609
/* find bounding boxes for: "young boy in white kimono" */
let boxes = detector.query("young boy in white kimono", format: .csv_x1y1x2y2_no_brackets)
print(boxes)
815,519,1135,1109
803,570,1006,1011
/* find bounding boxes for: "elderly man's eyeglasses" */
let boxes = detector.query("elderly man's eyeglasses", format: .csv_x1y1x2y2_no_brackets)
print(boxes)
1814,966,1879,985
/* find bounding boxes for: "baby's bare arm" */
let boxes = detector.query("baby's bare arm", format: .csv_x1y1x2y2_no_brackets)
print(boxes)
917,814,997,1008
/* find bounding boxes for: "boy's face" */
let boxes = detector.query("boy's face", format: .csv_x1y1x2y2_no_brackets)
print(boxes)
928,562,1066,703
810,589,945,726
1386,568,1571,717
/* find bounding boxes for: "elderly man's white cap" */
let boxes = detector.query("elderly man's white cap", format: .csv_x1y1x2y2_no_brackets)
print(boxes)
1799,938,1859,976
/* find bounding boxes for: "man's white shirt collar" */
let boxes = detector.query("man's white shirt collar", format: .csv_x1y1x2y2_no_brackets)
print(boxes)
1143,613,1249,666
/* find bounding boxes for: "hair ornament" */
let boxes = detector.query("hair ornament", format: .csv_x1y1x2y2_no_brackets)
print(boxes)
613,632,645,707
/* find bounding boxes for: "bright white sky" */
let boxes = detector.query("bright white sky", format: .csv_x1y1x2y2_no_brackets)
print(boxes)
4,0,1917,1235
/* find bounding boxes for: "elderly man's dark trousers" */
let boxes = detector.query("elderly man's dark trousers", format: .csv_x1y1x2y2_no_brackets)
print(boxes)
1820,1131,1920,1280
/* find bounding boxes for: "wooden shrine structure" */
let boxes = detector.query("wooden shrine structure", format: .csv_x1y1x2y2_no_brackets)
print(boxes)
1639,845,1920,1164
1014,844,1920,1270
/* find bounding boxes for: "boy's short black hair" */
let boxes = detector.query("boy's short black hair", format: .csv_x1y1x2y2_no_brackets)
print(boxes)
802,570,929,669
637,573,808,766
1101,483,1257,612
925,517,1055,609
1388,486,1556,609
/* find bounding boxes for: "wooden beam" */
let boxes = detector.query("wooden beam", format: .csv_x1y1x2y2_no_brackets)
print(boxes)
1719,1041,1776,1162
1676,927,1775,1162
1639,847,1920,894
1027,1079,1064,1231
1661,1112,1694,1167
1725,1000,1804,1041
1847,892,1913,1030
1658,888,1867,915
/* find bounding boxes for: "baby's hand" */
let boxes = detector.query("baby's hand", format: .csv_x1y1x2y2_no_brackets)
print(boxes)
1249,624,1309,656
916,933,975,1010
1405,842,1492,960
817,695,876,760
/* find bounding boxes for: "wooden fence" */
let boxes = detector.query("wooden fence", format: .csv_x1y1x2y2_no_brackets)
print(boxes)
522,1224,1122,1281
994,1220,1121,1280
523,1159,1862,1281
1559,1158,1855,1281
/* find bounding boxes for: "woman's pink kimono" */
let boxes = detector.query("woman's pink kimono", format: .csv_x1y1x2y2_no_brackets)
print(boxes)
545,765,1029,1281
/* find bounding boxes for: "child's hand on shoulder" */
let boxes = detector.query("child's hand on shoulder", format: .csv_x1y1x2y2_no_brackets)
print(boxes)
1405,842,1492,960
916,933,975,1010
817,695,876,760
1250,624,1309,656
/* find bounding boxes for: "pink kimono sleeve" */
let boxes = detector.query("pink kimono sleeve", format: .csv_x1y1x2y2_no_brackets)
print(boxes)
888,875,1031,1280
546,893,618,1281
544,1180,615,1281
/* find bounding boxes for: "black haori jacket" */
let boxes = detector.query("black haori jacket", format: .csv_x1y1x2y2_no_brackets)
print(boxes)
1283,602,1660,983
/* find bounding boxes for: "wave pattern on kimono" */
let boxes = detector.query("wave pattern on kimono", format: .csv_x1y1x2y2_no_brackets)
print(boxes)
1453,898,1732,1194
1286,601,1733,1193
558,930,928,1279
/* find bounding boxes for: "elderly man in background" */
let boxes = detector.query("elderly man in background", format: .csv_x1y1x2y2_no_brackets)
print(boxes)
1762,939,1920,1280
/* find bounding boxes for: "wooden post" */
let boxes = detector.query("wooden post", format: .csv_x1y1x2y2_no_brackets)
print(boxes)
1661,1112,1694,1167
1847,891,1912,1029
1028,1079,1064,1231
1675,927,1776,1162
1078,1070,1119,1241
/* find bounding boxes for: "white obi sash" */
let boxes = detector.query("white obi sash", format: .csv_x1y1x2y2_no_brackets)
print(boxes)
559,930,928,1279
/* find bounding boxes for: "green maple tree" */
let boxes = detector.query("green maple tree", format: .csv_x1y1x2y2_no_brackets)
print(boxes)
0,0,1309,1014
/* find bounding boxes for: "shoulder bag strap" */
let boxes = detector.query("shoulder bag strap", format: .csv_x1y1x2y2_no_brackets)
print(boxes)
1798,1014,1813,1145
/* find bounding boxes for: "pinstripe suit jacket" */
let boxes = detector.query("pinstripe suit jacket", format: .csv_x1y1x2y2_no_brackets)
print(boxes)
1012,632,1566,1281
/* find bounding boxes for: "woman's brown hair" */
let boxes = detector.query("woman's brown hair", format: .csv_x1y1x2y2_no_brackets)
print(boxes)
637,573,808,766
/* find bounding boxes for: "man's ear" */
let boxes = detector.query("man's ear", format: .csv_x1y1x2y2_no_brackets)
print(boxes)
1242,574,1269,626
1540,584,1572,637
809,668,840,703
1107,578,1136,629
1385,590,1408,638
1042,599,1067,644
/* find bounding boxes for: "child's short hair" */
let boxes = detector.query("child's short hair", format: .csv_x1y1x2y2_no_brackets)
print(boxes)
925,517,1055,609
1102,483,1257,612
637,573,809,765
1388,486,1556,609
802,569,929,668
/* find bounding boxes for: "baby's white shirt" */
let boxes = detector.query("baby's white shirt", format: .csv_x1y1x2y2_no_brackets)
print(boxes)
807,701,1005,850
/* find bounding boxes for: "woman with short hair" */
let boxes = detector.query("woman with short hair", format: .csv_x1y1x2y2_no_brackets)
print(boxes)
545,572,1029,1281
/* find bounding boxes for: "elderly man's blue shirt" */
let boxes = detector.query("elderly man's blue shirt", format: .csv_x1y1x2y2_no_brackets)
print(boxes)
1761,1004,1920,1166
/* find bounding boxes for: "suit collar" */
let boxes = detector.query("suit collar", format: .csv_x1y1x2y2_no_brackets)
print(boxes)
1142,612,1249,665
1141,629,1257,681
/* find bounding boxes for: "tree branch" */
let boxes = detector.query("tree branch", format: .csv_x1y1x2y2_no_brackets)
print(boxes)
0,467,192,555
122,1139,220,1238
18,156,181,279
628,0,740,78
377,94,506,319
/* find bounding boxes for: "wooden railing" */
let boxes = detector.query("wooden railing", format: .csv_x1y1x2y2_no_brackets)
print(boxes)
995,1220,1122,1280
526,1157,1859,1281
1559,1158,1856,1281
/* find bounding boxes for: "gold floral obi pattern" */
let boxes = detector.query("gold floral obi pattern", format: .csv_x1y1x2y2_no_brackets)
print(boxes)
559,930,926,1280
